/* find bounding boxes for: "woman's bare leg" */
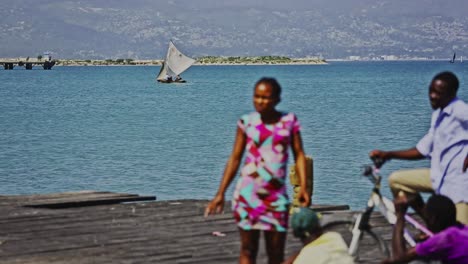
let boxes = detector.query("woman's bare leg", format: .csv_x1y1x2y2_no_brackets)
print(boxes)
239,229,260,264
264,230,287,264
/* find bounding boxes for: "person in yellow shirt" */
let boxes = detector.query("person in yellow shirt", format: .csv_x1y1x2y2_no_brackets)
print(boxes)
283,207,354,264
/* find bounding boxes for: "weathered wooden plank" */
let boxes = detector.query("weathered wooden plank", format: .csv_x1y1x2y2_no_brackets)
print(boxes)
0,191,156,208
309,204,350,212
24,195,156,208
0,191,112,202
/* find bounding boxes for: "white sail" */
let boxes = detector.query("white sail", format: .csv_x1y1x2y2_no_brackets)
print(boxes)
156,62,176,81
156,41,195,81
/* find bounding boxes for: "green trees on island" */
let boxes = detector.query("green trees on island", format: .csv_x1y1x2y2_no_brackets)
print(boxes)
198,56,290,64
55,59,161,66
197,56,324,64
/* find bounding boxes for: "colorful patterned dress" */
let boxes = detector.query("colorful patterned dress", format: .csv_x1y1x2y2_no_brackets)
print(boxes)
233,112,301,232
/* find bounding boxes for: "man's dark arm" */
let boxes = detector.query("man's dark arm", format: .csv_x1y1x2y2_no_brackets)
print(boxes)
382,194,419,264
370,147,425,162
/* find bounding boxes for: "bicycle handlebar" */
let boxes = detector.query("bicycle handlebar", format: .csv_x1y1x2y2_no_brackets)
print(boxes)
371,157,385,169
362,165,373,176
362,157,386,185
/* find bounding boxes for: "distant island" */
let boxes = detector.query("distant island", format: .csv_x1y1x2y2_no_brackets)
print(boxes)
195,56,326,65
53,56,327,66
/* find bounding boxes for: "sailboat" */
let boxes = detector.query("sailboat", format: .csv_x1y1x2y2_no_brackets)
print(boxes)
449,52,456,63
156,41,195,83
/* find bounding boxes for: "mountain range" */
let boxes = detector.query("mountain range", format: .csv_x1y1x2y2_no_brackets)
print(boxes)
1,0,467,59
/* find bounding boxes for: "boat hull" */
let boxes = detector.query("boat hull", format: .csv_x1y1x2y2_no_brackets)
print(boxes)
157,80,187,83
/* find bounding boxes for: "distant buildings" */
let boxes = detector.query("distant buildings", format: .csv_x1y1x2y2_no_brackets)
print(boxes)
345,55,433,61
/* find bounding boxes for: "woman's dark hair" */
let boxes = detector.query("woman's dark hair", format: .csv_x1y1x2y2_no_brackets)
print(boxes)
425,194,457,232
255,77,282,98
433,71,459,96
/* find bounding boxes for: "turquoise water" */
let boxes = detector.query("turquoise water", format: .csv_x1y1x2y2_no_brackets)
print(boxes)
1,62,467,209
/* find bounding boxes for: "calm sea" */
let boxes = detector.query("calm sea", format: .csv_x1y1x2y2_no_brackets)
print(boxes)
1,62,467,209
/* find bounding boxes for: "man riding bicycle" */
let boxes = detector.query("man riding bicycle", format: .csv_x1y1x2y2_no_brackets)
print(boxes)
370,71,468,225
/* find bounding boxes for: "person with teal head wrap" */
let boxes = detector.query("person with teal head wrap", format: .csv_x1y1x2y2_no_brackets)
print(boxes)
284,207,354,264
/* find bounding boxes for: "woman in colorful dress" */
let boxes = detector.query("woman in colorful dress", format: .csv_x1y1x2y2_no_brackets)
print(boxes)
205,77,310,264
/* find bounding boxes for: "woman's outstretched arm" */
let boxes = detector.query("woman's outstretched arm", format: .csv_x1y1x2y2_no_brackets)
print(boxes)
205,126,246,216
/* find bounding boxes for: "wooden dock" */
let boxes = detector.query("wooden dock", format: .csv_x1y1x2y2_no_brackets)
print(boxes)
0,60,56,70
0,191,394,263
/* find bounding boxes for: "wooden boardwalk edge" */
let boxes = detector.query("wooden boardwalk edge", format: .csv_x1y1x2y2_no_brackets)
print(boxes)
0,191,156,209
0,191,392,264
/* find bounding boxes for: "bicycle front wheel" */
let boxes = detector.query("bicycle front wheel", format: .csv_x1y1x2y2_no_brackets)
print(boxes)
323,220,389,263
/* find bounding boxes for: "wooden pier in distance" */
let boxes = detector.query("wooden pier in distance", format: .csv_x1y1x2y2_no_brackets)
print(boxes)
0,191,394,264
0,59,56,70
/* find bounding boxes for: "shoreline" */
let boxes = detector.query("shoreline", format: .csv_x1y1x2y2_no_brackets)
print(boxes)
53,62,329,66
55,59,328,66
193,61,328,66
3,58,453,68
0,56,327,66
